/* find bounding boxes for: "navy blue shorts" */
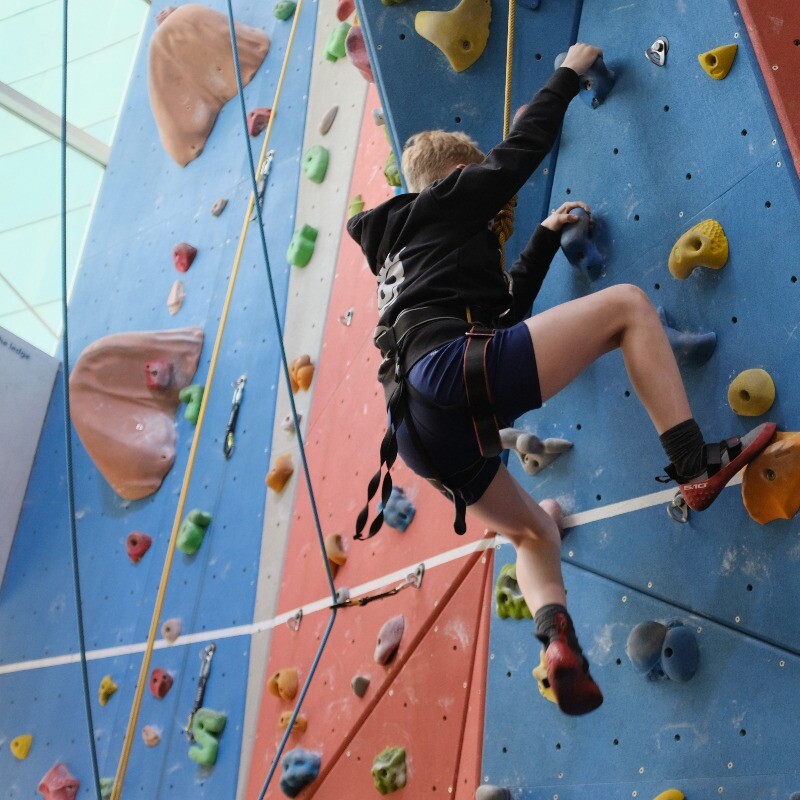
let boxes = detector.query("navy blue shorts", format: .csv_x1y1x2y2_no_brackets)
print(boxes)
394,319,542,505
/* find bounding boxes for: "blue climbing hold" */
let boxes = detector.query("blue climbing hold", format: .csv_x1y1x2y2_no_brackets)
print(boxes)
555,53,616,109
626,620,667,679
378,486,416,532
476,785,513,800
516,0,540,8
560,207,603,280
661,623,700,682
280,748,321,798
658,307,717,369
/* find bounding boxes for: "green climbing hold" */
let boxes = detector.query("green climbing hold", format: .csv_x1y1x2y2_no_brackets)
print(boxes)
381,0,408,5
178,384,204,424
372,746,407,794
348,194,365,219
177,509,212,555
274,0,296,19
287,225,319,267
188,708,227,766
302,145,330,184
384,151,401,187
495,563,532,620
100,778,114,800
325,22,352,62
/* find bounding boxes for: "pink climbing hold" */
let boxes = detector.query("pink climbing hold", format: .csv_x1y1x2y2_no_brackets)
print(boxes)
38,763,80,800
345,26,374,83
144,359,173,389
126,531,153,563
172,242,197,273
247,106,272,136
149,668,174,699
374,615,405,665
336,0,355,21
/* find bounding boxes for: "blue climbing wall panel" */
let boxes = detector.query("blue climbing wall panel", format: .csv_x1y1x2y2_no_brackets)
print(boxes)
356,0,800,796
0,0,317,795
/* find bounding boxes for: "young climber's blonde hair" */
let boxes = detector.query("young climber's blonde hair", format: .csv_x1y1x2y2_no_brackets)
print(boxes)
401,130,485,193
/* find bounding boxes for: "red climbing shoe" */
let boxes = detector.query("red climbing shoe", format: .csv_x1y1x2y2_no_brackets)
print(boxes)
544,613,604,716
663,422,777,512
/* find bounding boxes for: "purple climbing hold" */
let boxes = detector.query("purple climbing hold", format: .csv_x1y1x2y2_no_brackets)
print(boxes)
626,620,667,679
560,207,603,280
374,615,405,665
211,198,228,217
661,623,700,682
555,52,616,109
247,107,272,136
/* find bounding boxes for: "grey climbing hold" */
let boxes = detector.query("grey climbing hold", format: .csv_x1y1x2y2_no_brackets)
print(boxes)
351,675,370,697
281,412,302,434
500,428,572,476
318,105,339,135
161,617,182,643
374,615,405,664
373,108,386,127
211,198,228,216
335,587,351,604
626,620,667,678
476,787,512,800
658,307,717,369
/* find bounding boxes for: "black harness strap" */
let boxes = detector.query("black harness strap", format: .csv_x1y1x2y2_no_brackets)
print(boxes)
463,325,502,458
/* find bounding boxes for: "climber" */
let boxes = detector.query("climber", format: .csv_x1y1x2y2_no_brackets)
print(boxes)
347,43,775,717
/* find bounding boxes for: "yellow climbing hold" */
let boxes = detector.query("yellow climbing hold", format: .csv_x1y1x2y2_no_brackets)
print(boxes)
668,219,729,280
728,368,776,416
532,649,556,704
10,734,33,760
698,44,738,80
743,430,800,524
99,675,118,706
415,0,491,73
652,791,685,800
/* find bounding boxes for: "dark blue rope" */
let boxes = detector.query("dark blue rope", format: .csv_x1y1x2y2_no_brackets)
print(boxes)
60,0,102,797
224,3,340,797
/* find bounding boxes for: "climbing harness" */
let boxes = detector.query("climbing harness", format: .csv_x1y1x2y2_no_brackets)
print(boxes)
331,564,425,609
223,374,247,458
184,644,216,740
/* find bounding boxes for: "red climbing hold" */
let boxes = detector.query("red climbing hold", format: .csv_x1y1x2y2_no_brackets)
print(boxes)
38,763,80,800
172,242,197,273
247,106,272,136
126,531,153,563
149,668,174,699
144,359,173,389
345,26,375,83
336,0,355,21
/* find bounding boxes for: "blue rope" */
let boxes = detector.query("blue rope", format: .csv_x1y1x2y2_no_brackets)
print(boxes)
224,3,340,796
60,0,102,796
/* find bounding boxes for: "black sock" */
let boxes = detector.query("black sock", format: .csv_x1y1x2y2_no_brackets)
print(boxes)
534,603,581,652
659,418,706,481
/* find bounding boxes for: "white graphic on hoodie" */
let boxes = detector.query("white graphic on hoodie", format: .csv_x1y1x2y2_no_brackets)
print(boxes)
376,249,405,314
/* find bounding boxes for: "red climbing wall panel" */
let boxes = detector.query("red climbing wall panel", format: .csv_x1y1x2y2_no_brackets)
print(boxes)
737,0,800,178
244,85,491,799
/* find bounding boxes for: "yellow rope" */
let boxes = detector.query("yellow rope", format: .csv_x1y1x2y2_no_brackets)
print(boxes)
109,5,306,796
495,0,516,268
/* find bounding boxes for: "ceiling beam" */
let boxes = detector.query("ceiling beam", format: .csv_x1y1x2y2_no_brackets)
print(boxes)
0,80,110,167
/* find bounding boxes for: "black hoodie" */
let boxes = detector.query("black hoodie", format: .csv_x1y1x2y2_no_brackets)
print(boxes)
347,66,580,373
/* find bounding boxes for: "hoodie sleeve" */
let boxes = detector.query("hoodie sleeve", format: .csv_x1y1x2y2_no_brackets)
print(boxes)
425,67,580,225
506,224,561,323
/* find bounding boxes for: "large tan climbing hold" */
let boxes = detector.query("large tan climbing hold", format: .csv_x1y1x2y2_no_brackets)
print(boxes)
728,369,776,416
268,667,299,701
148,5,270,166
743,431,800,524
69,328,204,500
698,44,737,80
415,0,491,73
668,219,729,280
289,355,315,393
266,453,294,492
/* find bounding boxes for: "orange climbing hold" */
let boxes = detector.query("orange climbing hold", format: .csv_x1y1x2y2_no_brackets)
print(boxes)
266,453,294,492
289,355,315,392
268,667,299,701
279,710,308,732
742,430,800,524
324,533,348,567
